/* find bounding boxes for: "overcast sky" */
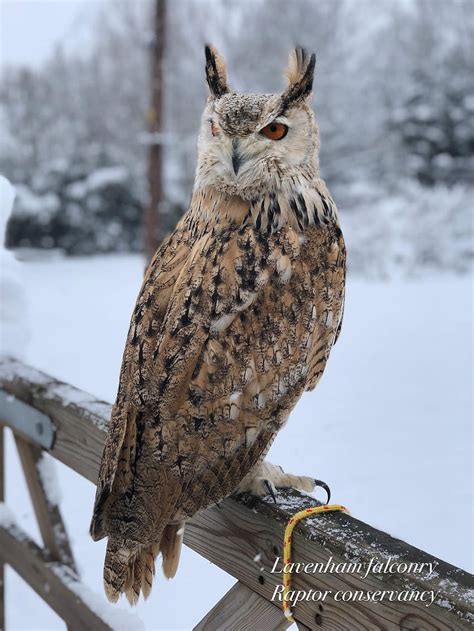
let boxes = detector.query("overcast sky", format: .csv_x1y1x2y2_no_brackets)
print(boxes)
0,0,108,68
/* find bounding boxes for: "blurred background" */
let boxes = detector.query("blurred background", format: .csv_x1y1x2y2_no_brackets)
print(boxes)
0,1,472,630
1,0,473,273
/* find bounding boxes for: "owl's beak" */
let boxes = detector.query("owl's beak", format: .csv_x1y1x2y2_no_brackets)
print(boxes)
231,138,241,175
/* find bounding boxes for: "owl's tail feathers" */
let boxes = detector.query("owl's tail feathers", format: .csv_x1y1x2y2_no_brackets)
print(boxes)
103,539,156,605
160,522,185,579
103,523,185,605
103,538,135,603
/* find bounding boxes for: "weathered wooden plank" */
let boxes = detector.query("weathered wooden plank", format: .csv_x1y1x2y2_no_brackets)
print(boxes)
14,435,76,571
0,390,55,449
1,357,473,629
194,581,291,631
185,494,474,630
0,356,108,483
0,521,112,630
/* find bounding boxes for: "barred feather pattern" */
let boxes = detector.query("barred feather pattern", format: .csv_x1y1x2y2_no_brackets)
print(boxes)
90,178,345,604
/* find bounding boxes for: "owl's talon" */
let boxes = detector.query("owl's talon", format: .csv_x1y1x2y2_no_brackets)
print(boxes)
313,479,331,504
236,462,318,498
264,479,277,503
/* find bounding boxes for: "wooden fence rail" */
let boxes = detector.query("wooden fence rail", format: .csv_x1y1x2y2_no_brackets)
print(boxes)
0,356,473,630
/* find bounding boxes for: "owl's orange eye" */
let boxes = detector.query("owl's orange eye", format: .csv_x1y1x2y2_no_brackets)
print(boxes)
260,121,288,140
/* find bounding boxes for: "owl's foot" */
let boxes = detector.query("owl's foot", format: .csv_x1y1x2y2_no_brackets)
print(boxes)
235,461,330,504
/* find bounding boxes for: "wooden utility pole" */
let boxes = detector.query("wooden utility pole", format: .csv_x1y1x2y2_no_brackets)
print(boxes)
144,0,166,262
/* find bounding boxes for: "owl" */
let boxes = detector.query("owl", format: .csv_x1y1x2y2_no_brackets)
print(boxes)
90,45,346,606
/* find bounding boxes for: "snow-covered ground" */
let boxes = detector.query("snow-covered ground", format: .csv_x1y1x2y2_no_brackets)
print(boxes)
3,254,472,630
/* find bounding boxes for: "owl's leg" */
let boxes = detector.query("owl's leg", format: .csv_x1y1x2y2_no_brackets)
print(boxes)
235,461,329,502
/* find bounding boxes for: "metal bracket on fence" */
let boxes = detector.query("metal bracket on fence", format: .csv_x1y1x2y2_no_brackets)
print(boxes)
0,390,55,449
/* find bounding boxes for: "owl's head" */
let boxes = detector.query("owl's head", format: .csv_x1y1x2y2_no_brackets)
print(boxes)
195,45,319,200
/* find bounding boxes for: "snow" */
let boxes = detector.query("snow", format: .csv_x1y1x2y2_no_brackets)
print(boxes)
0,176,29,358
2,253,472,630
338,180,473,277
0,502,17,529
52,565,144,631
0,176,15,237
37,453,62,506
14,186,60,220
0,500,143,630
66,167,129,200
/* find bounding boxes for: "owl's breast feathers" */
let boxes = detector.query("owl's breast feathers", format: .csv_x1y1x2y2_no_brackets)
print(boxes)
90,180,345,543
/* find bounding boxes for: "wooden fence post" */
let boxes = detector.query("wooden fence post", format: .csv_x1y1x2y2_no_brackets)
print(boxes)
15,436,76,571
194,582,292,631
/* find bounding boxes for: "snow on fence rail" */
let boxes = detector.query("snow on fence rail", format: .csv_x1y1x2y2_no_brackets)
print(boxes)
0,355,472,630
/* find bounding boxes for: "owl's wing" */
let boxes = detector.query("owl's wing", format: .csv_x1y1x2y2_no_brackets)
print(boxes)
90,219,267,537
333,292,345,345
90,222,193,540
333,244,346,347
305,222,346,391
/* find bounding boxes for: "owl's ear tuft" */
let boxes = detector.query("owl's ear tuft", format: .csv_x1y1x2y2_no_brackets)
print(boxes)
282,47,316,107
205,44,229,99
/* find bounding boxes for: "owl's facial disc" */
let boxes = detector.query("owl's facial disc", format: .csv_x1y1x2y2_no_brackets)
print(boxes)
196,96,319,199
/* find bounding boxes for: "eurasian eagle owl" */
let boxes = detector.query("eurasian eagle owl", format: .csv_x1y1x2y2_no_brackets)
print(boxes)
90,45,346,605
